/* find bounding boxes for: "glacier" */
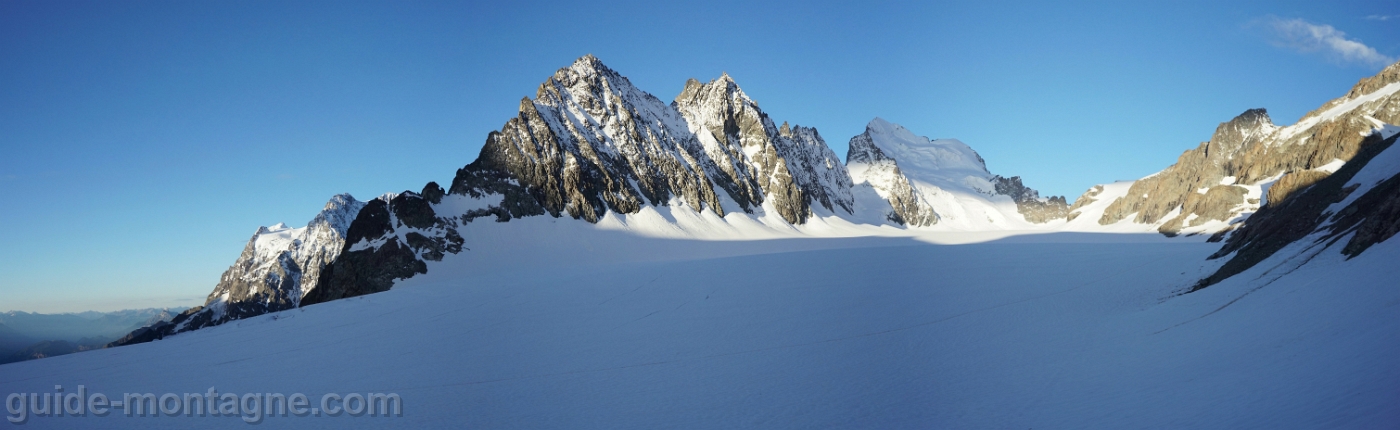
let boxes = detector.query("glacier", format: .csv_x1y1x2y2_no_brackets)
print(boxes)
3,220,1400,428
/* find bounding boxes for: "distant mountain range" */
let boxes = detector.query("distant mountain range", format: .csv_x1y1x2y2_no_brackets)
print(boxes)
108,56,1400,349
0,308,173,363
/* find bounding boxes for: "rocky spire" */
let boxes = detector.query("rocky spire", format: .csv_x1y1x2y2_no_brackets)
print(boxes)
673,72,852,222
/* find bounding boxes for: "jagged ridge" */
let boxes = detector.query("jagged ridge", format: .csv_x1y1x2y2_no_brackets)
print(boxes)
1092,61,1400,236
304,56,859,305
112,194,364,345
113,55,1400,345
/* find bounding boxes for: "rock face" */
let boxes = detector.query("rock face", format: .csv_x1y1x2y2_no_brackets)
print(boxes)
1097,109,1277,235
112,194,365,345
461,56,725,223
438,56,851,226
207,194,366,311
847,125,938,226
1195,130,1400,290
991,175,1070,223
673,74,854,222
302,187,463,306
1266,169,1330,207
302,55,857,305
1091,61,1400,235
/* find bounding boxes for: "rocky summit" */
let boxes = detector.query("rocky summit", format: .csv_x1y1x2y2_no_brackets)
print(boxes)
302,56,861,305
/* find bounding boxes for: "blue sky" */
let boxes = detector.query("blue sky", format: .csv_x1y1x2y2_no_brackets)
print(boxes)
1,0,1397,313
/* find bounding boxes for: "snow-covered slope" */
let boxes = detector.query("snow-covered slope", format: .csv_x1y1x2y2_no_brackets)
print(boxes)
848,118,1068,230
861,117,990,176
6,220,1400,428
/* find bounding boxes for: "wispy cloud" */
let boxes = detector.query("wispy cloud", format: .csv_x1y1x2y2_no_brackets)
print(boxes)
1363,14,1399,21
1252,16,1395,67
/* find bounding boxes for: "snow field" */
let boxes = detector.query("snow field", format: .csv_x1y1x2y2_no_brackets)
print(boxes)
4,222,1397,428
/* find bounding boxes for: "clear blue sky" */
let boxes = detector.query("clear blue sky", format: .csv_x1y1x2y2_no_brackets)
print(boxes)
2,0,1397,313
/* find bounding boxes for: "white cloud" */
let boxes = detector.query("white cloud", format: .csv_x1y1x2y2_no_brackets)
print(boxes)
1363,14,1398,21
1254,16,1395,67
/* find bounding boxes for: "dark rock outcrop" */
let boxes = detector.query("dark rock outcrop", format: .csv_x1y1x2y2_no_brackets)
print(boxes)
302,191,461,306
991,175,1070,223
778,123,856,216
303,234,427,304
109,305,206,346
2,341,80,363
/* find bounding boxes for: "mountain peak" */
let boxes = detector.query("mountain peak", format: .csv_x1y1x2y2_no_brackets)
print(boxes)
547,54,626,89
1234,108,1270,123
570,54,606,72
531,54,657,119
1207,108,1276,157
859,118,988,176
866,116,894,129
309,193,366,236
674,72,753,107
322,193,360,212
710,72,743,94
